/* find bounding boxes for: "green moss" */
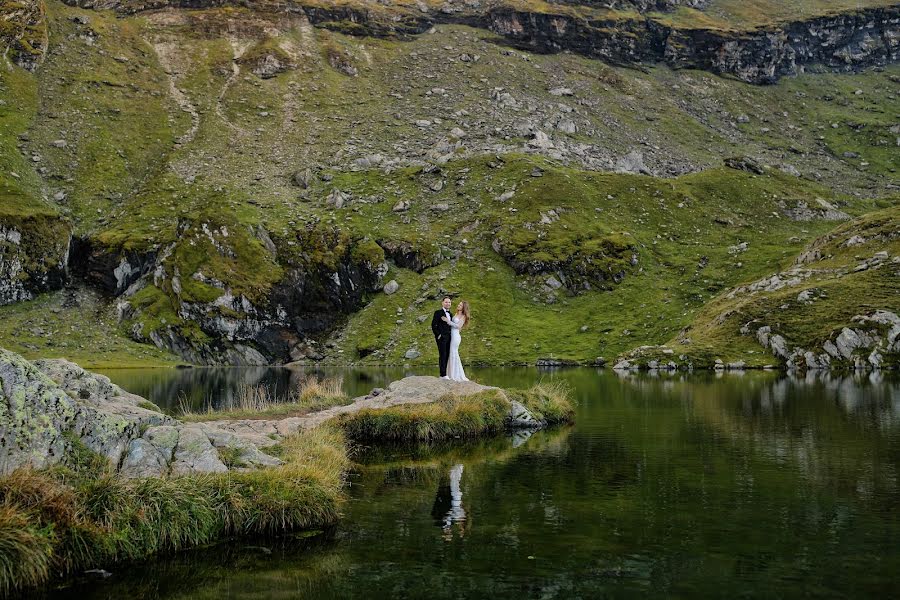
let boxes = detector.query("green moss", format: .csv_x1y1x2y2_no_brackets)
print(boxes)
137,400,163,413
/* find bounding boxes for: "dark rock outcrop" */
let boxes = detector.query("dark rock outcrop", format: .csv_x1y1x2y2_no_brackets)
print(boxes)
0,0,48,70
57,0,899,83
106,224,388,365
489,5,900,83
376,239,442,273
0,215,71,306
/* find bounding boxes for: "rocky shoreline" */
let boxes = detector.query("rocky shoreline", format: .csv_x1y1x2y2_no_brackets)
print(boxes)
0,348,561,478
0,346,574,593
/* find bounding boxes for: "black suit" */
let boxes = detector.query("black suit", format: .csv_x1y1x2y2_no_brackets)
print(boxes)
431,308,452,377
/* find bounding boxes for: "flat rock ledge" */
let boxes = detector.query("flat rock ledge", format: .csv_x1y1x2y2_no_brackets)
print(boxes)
208,376,544,447
1,350,543,478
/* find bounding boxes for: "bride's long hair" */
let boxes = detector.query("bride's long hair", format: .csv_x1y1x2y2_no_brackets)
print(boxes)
457,301,471,329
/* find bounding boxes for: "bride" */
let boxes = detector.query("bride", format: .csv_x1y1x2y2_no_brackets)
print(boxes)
442,300,470,382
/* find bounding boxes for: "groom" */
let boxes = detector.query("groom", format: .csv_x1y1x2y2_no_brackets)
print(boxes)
431,296,453,379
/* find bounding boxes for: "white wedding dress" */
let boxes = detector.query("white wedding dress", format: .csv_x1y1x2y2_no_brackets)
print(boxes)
446,316,468,382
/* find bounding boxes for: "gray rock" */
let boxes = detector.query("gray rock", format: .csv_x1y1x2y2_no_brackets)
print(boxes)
779,164,801,177
769,334,789,359
201,426,282,468
835,327,862,359
556,118,577,134
615,150,650,175
384,280,400,295
404,349,421,360
120,438,169,478
326,188,347,209
756,325,771,348
545,275,562,290
143,425,179,462
170,427,227,475
1,349,287,478
507,400,542,429
292,168,312,188
528,131,553,149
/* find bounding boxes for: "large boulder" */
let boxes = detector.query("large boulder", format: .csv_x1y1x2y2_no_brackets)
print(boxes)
0,349,282,477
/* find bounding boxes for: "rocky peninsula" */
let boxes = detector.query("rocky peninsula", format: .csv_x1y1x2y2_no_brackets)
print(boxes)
0,347,573,593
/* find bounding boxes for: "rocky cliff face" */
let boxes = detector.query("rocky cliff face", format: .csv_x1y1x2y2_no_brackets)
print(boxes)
0,216,70,307
0,0,48,70
83,223,388,365
490,5,900,83
55,0,900,83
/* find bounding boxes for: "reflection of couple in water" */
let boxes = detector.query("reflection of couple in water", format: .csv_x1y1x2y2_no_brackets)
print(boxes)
431,463,470,540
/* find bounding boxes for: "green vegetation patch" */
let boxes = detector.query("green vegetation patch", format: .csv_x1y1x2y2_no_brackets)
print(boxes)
639,204,900,368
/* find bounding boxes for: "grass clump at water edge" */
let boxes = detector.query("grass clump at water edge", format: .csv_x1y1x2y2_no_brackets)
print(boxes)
0,425,349,594
338,382,575,443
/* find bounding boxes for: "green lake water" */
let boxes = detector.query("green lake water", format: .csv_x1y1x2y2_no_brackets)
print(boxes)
56,367,899,599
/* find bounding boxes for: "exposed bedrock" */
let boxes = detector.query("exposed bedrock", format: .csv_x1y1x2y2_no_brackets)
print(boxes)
57,0,900,83
89,226,389,365
488,6,900,83
0,216,71,307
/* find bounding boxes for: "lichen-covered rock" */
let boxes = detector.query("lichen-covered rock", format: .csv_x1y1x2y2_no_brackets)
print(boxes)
120,438,169,477
0,349,75,474
0,348,286,477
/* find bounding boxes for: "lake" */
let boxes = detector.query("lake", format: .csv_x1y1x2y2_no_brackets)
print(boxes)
55,367,899,598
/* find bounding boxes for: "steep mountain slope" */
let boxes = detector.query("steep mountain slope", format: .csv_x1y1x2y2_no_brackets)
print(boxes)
0,0,897,368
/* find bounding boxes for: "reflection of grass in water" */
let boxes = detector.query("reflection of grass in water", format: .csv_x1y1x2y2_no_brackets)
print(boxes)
179,376,351,421
0,426,349,595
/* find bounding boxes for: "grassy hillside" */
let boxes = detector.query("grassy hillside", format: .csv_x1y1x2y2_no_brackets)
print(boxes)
620,204,899,369
0,0,897,367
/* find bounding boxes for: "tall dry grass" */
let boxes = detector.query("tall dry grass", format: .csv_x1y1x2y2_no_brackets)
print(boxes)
0,425,349,594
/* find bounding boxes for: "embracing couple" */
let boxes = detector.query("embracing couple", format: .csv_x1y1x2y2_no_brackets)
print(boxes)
431,296,471,382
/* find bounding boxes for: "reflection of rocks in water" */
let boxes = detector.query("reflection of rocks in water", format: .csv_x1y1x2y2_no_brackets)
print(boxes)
511,429,534,448
432,464,467,539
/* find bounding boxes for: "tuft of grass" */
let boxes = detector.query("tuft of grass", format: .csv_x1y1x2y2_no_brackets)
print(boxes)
180,377,350,422
508,380,576,424
137,400,163,413
0,425,349,594
0,503,53,595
